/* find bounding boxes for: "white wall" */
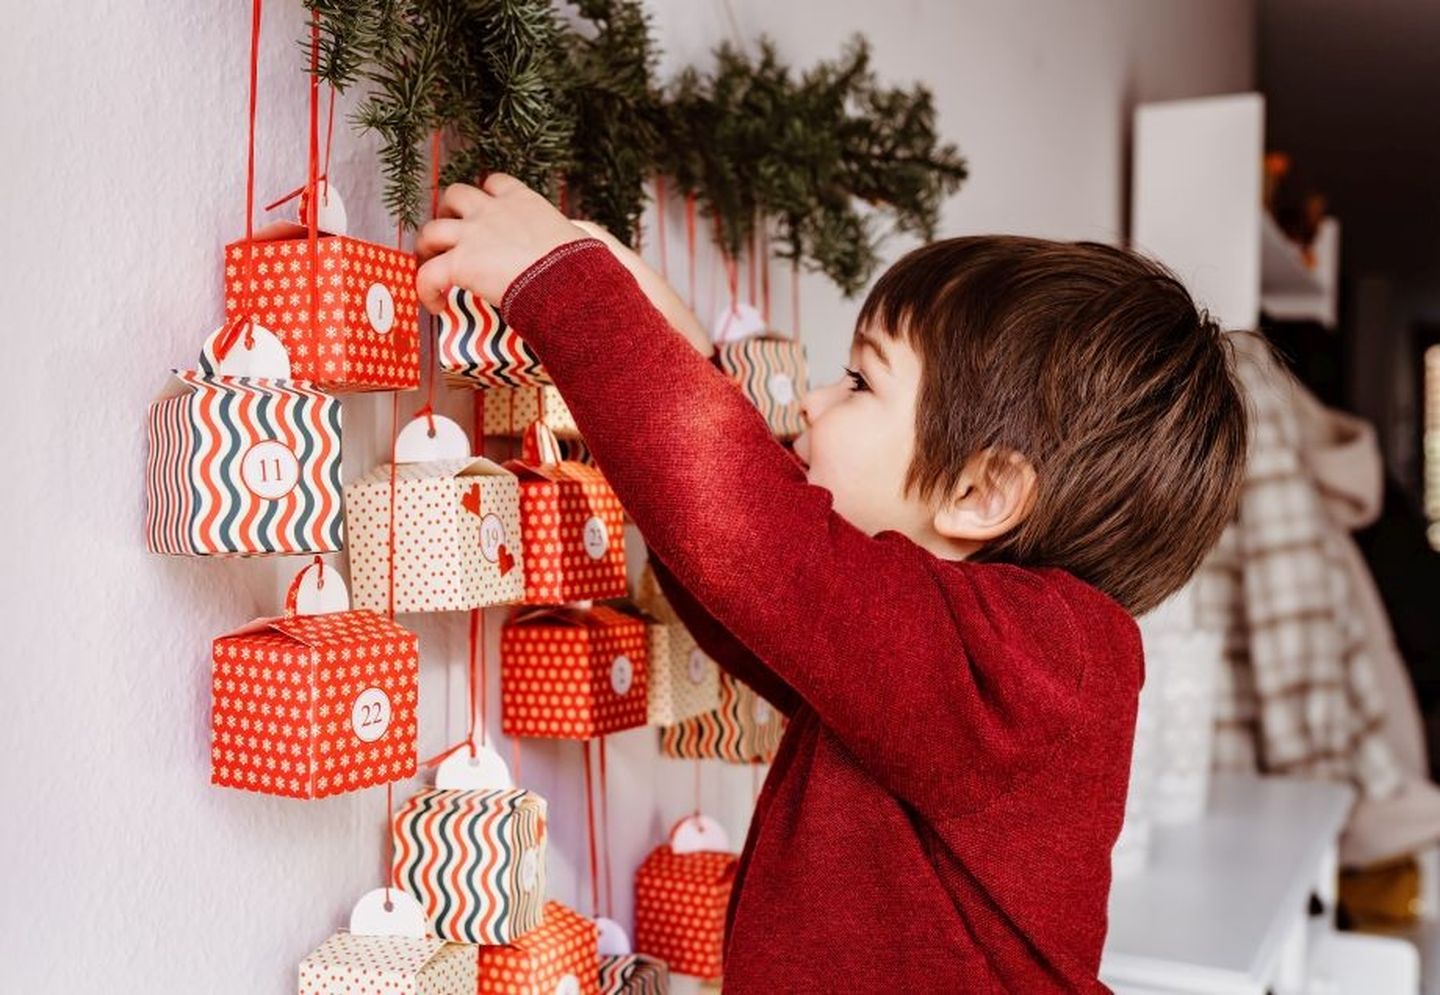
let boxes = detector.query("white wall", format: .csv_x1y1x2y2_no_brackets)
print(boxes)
0,2,1251,991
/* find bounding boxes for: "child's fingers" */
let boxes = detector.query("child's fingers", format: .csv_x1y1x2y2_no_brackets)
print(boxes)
415,219,465,263
415,253,454,316
481,172,524,198
439,182,486,219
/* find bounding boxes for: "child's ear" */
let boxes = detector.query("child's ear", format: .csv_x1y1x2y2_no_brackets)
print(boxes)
932,450,1038,543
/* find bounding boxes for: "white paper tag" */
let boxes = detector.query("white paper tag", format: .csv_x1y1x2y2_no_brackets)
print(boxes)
480,514,507,563
670,813,730,854
610,655,634,696
767,371,796,405
753,698,774,726
554,976,580,995
394,414,471,463
349,887,428,938
711,301,767,343
351,687,392,742
686,649,709,686
366,282,396,335
208,322,292,380
241,440,300,499
435,741,514,791
290,562,351,615
301,179,349,236
582,516,609,560
595,917,632,956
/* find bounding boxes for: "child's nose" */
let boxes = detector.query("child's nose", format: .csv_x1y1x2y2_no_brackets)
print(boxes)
800,381,842,426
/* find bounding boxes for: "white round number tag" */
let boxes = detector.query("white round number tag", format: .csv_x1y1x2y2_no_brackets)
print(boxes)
366,282,396,335
352,687,392,742
241,440,299,499
554,976,580,995
582,516,609,560
480,514,506,562
687,649,709,686
753,697,773,726
767,371,796,405
610,655,634,696
520,850,539,892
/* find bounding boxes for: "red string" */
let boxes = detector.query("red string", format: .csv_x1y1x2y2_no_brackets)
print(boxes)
599,736,613,918
323,84,336,179
220,0,265,363
384,780,394,904
694,758,702,819
386,392,400,620
469,607,484,753
306,13,320,356
760,222,771,326
747,225,756,306
713,214,739,317
582,740,600,919
654,176,668,281
791,261,801,342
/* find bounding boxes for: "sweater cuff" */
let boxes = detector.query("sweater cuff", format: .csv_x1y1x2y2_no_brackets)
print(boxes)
501,237,608,325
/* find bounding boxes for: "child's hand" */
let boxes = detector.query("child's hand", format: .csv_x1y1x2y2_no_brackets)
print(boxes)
570,220,714,358
414,174,587,314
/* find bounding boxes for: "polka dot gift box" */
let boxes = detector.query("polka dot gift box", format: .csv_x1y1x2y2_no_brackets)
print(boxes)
634,818,738,981
505,422,627,605
346,460,525,615
484,385,580,439
477,900,600,995
222,208,419,392
298,931,475,995
658,672,784,765
501,605,648,740
632,563,721,727
145,324,343,557
210,562,418,799
391,785,548,944
712,332,808,439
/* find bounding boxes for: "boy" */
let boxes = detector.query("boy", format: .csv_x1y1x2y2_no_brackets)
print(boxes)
416,174,1247,992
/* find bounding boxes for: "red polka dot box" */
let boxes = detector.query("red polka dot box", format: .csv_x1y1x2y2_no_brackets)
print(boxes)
505,422,628,605
223,215,420,393
345,430,526,615
298,931,475,995
634,817,739,982
500,606,649,741
477,900,600,995
484,385,579,439
210,563,419,799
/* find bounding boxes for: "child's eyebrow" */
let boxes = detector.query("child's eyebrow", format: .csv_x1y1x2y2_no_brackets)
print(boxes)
853,330,892,370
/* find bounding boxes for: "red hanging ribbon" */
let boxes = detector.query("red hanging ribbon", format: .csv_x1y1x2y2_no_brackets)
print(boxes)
599,736,613,919
654,176,669,282
684,194,698,311
218,0,265,364
791,261,801,342
582,740,600,919
760,222,771,326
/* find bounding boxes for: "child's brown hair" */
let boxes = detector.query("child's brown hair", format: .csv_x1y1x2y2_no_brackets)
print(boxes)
858,235,1247,616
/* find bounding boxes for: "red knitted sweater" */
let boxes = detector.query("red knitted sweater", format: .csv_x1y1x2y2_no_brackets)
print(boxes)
501,238,1143,993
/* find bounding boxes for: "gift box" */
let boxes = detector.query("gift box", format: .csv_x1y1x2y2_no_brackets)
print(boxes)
658,673,783,765
634,845,736,980
713,334,808,438
598,954,669,995
345,457,525,614
298,931,475,995
223,222,419,392
145,368,343,556
391,785,548,944
632,567,721,726
501,606,648,740
506,423,627,605
484,385,580,439
477,901,600,995
211,584,418,798
436,286,550,390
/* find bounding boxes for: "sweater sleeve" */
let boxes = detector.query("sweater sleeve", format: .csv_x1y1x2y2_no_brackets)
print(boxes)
501,239,1114,819
648,553,803,719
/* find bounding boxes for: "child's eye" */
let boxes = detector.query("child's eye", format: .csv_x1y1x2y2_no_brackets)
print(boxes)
843,366,870,393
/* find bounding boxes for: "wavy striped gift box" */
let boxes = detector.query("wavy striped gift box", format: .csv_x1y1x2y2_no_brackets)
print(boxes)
712,335,808,439
391,786,548,945
145,370,343,556
598,954,669,995
437,286,551,390
658,673,784,765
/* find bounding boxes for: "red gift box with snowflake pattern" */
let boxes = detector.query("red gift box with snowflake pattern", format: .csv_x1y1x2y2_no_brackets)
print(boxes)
504,422,627,605
223,225,419,392
501,605,648,740
210,606,418,798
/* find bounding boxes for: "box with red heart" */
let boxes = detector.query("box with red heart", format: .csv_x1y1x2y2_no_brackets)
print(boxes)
505,423,627,605
501,605,649,740
211,605,419,799
345,457,525,614
223,223,419,392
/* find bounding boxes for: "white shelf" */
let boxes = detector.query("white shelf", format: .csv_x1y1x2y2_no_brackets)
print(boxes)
1101,774,1355,995
1261,213,1340,327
